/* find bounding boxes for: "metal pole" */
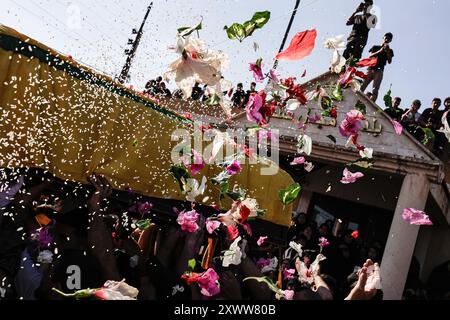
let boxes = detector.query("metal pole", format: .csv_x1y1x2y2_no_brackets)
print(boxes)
118,2,154,84
272,0,301,70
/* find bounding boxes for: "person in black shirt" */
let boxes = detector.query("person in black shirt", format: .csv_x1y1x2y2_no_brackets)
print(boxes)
361,33,394,102
419,98,442,130
231,83,245,108
191,82,204,101
343,0,376,61
385,97,404,121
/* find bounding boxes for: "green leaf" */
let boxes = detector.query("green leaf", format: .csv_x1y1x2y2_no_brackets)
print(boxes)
355,100,367,114
421,127,435,145
225,23,245,41
188,259,196,271
383,85,393,108
250,11,271,28
224,11,270,42
321,96,333,110
243,277,282,295
278,183,302,205
132,139,139,148
205,94,221,106
170,165,191,189
178,20,203,37
136,219,152,230
332,84,343,101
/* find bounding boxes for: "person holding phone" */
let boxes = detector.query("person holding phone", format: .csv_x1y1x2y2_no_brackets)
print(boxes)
343,0,376,61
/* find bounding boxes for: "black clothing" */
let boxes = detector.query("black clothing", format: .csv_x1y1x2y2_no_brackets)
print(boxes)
368,45,394,71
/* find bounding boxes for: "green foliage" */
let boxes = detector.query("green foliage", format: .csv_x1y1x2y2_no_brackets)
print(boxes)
278,183,302,205
224,11,271,42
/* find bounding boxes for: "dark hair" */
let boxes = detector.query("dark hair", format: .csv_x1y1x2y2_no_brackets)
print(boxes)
445,97,450,104
156,76,163,82
385,32,393,40
237,83,243,87
432,97,442,104
412,99,422,106
251,82,257,86
394,97,402,102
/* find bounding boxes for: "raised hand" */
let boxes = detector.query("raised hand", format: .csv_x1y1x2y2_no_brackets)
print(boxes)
345,259,380,300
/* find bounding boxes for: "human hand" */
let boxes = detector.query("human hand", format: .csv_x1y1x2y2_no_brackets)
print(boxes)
87,174,112,211
345,259,380,300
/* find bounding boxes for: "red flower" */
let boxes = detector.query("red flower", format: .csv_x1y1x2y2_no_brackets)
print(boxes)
351,230,359,239
227,225,239,241
239,205,251,224
330,107,337,119
184,113,194,121
281,77,307,105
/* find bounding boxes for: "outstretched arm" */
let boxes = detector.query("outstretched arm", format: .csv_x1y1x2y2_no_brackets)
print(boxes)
87,175,121,281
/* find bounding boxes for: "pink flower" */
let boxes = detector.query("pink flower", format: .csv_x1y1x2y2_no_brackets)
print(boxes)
257,236,268,247
249,63,264,82
283,268,296,280
290,157,306,166
197,268,221,297
183,149,205,176
283,290,295,300
206,220,221,234
256,258,271,270
177,209,200,233
226,160,242,176
351,230,359,239
392,120,403,135
269,69,279,83
32,228,53,248
340,110,365,138
245,94,264,124
340,168,364,184
402,208,433,226
318,237,330,248
242,223,253,236
129,202,153,216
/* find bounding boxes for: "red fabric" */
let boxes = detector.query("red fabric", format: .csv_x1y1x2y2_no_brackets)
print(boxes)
276,29,317,61
356,57,378,68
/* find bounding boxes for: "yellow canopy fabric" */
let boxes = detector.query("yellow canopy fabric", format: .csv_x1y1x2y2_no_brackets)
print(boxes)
0,25,294,226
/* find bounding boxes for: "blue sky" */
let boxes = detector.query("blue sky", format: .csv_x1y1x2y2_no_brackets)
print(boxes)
1,0,449,111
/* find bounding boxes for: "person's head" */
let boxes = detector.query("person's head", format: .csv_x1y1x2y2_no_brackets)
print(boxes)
432,98,442,110
302,226,313,240
393,97,402,108
237,83,243,91
160,82,166,89
295,234,308,248
319,223,329,237
250,82,257,91
444,97,450,110
412,99,422,111
384,33,393,44
156,76,162,83
296,213,307,225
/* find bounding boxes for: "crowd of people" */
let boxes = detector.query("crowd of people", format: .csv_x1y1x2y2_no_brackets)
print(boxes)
385,97,450,156
1,170,448,300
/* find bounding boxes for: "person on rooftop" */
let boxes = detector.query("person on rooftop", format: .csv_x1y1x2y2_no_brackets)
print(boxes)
343,0,376,61
361,32,395,102
385,97,404,121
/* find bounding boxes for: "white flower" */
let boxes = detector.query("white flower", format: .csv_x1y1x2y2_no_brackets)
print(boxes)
438,111,450,143
261,257,278,273
297,134,312,156
289,241,303,256
324,35,346,51
286,99,302,119
359,147,373,159
324,35,347,74
37,250,53,264
164,36,229,98
223,236,243,267
103,280,139,299
182,176,207,202
240,198,259,218
304,161,315,172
